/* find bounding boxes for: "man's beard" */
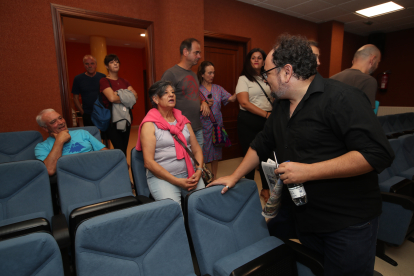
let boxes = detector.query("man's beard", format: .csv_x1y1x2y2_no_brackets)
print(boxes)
273,75,288,98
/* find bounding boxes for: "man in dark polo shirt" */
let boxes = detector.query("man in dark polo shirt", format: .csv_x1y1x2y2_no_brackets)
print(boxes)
72,55,106,126
211,35,394,275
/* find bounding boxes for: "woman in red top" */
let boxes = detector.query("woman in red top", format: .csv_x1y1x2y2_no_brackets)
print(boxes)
99,54,138,157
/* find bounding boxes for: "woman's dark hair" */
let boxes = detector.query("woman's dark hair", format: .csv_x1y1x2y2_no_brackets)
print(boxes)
149,80,174,108
240,48,266,82
104,54,120,66
272,34,317,80
197,61,214,84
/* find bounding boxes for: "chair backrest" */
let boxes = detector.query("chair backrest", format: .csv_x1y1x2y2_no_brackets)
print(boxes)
68,126,101,141
0,160,53,227
185,179,270,276
130,148,151,197
388,138,411,177
400,134,414,167
56,149,133,221
378,200,413,246
0,232,64,276
75,200,195,276
373,100,380,115
0,131,43,163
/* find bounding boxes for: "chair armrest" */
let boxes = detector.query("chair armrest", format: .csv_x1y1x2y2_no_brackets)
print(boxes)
69,196,139,236
389,179,414,195
136,195,155,204
0,218,50,241
230,244,297,276
284,239,324,276
52,214,70,248
381,192,414,211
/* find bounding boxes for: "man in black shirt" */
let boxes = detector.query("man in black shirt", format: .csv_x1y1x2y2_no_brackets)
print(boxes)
210,35,394,275
72,55,106,126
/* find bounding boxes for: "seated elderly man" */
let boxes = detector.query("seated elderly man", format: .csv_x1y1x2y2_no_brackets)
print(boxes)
35,108,107,175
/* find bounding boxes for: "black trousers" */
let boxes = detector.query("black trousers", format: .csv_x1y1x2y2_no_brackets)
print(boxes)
82,113,95,127
107,122,131,158
237,110,269,189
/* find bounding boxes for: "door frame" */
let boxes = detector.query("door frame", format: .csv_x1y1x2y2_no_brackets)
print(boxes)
50,3,155,127
204,31,251,52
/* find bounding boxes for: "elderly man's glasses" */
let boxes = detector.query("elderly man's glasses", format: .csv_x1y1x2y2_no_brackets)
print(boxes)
261,66,278,80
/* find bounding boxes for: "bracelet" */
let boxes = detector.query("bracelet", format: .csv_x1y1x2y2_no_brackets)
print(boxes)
195,167,203,171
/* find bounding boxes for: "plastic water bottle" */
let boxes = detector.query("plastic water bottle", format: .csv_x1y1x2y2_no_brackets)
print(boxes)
285,161,307,206
287,183,307,206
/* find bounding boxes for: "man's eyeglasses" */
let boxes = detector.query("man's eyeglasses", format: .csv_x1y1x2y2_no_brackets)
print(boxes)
261,66,278,80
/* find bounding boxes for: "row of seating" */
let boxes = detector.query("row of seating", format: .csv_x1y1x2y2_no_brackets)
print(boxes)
0,127,101,164
376,134,414,266
0,145,324,275
377,112,414,138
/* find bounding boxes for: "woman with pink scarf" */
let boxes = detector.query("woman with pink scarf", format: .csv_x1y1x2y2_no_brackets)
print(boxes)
136,81,205,206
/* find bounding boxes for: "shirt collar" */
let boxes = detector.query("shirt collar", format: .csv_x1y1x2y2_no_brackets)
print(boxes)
302,72,324,102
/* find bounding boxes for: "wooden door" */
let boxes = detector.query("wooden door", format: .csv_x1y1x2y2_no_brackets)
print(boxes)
204,37,246,160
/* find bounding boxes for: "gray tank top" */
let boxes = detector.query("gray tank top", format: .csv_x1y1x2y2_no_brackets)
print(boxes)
147,121,195,178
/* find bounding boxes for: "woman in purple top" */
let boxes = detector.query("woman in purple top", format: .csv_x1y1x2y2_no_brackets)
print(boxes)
197,61,236,180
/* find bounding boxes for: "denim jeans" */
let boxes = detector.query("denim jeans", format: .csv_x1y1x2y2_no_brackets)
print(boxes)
297,216,379,276
194,129,203,150
147,172,205,207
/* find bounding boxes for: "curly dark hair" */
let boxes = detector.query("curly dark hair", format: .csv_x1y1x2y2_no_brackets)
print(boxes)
272,34,317,80
240,48,267,82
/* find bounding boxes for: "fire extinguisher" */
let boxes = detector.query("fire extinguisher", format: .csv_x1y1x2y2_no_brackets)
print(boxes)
379,70,391,92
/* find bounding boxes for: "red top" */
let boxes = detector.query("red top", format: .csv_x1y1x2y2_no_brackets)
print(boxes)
99,77,131,108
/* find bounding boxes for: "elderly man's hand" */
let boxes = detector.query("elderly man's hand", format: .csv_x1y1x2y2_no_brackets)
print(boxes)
51,130,71,144
200,101,211,117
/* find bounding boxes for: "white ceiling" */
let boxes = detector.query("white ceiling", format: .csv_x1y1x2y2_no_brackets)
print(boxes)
63,17,146,48
238,0,414,36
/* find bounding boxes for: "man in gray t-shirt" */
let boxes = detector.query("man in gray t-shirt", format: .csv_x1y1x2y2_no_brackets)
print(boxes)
331,44,381,108
161,38,210,148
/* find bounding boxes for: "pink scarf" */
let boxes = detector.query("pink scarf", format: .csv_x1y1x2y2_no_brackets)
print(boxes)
135,108,194,177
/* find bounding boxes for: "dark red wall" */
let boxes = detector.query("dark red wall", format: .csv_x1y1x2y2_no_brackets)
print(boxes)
204,0,318,53
0,0,413,134
65,42,146,126
376,28,414,107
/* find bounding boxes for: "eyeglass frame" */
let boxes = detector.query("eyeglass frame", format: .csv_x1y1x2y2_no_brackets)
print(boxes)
261,66,278,80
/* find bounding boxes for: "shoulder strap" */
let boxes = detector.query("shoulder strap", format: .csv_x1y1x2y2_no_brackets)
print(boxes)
172,134,200,167
253,78,272,105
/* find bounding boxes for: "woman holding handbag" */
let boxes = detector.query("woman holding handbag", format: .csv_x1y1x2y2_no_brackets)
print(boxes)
236,48,273,202
99,54,138,158
136,81,205,207
197,61,236,181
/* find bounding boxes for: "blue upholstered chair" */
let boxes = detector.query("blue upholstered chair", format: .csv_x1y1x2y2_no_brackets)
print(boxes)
75,200,197,276
377,192,414,266
68,126,101,141
131,148,152,198
0,232,64,276
184,179,320,276
0,160,54,239
56,149,136,223
0,131,43,163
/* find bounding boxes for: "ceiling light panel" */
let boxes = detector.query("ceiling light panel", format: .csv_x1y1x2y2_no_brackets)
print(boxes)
355,1,404,18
